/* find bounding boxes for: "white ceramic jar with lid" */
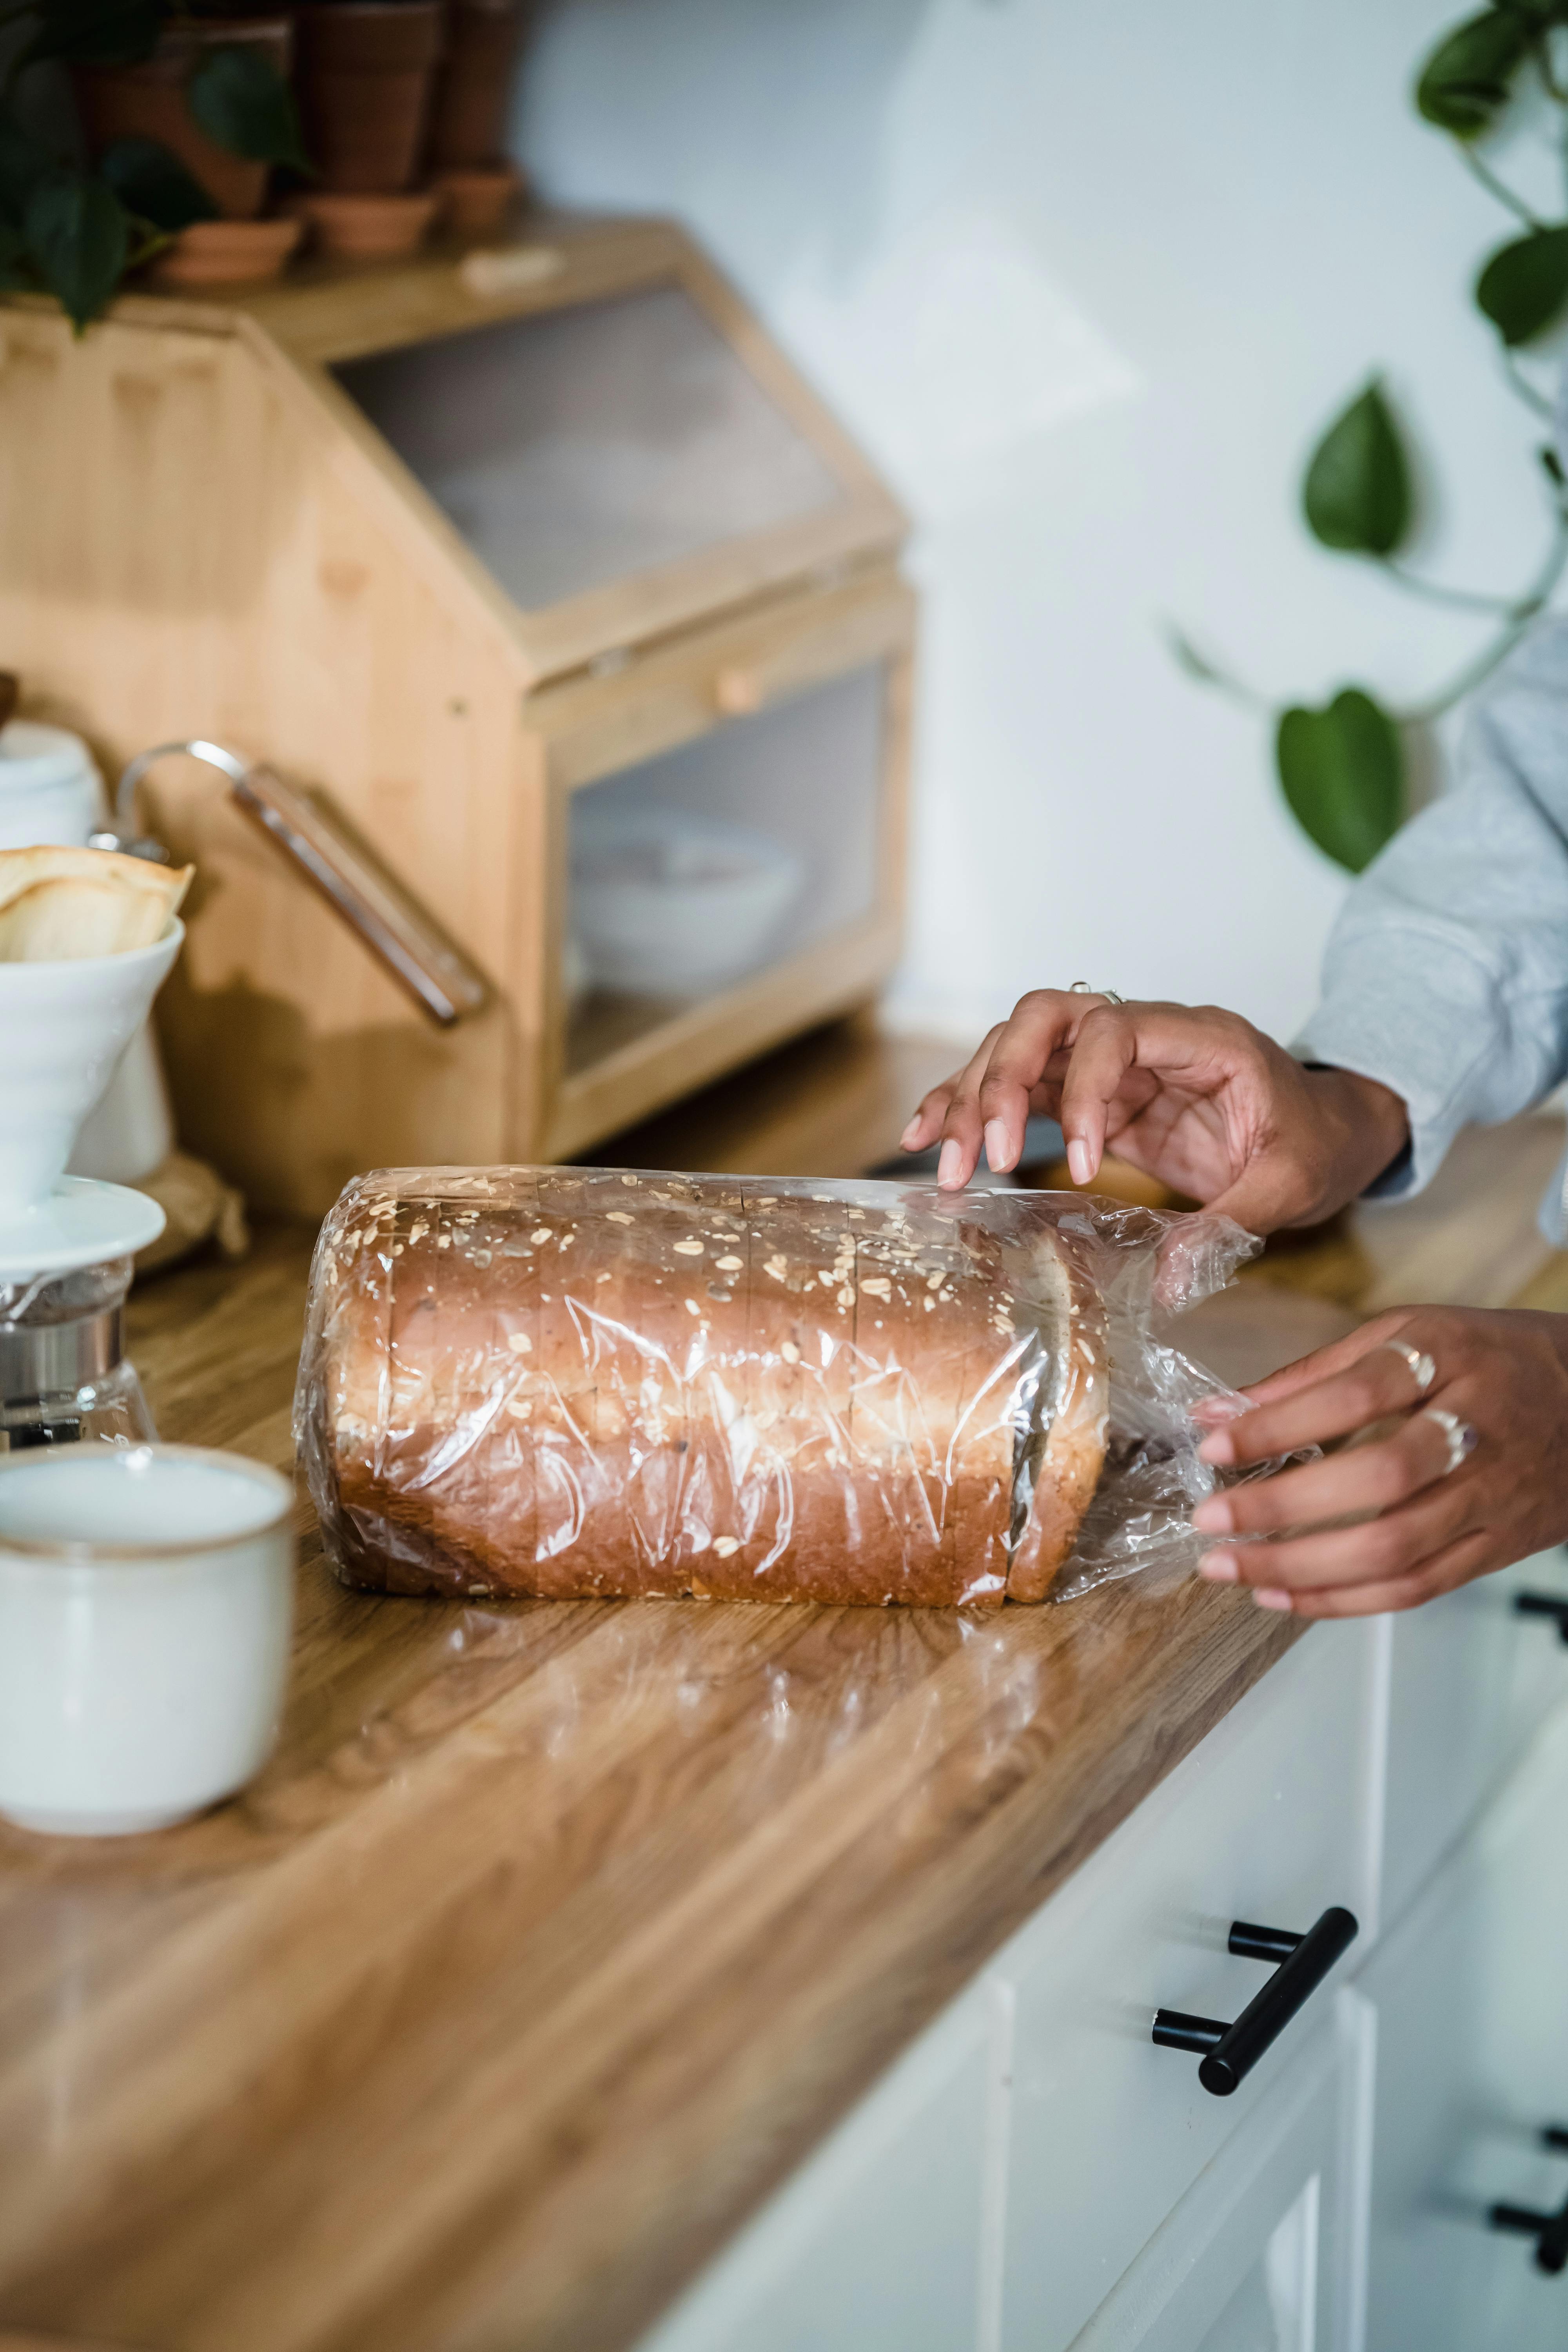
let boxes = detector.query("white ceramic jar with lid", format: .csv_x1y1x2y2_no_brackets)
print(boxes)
0,719,104,849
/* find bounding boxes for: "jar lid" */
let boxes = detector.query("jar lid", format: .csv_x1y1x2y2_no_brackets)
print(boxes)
0,721,98,798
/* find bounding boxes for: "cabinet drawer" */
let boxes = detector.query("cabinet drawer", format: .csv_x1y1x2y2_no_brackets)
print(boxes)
1361,1699,1568,2352
636,1980,995,2352
993,1622,1380,2352
1381,1544,1568,1925
1067,2014,1359,2352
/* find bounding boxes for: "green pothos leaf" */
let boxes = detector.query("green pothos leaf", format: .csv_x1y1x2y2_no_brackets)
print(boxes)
186,44,311,173
1276,689,1405,874
23,171,130,333
1302,381,1413,555
1476,225,1568,346
1415,8,1532,136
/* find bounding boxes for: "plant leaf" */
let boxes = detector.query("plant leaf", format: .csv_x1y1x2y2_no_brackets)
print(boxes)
1275,689,1405,874
0,221,33,292
0,115,52,231
1415,8,1531,136
187,44,311,173
19,0,162,70
100,137,220,231
1302,381,1412,555
24,171,129,334
1476,225,1568,346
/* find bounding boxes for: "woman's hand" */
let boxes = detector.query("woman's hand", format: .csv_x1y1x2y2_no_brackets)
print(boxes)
900,992,1410,1234
1193,1307,1568,1617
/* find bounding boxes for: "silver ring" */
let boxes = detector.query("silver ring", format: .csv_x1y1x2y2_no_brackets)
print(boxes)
1380,1337,1436,1398
1069,981,1126,1005
1425,1406,1479,1475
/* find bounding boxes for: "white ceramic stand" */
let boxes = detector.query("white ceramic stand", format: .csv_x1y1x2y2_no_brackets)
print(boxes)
0,1178,165,1282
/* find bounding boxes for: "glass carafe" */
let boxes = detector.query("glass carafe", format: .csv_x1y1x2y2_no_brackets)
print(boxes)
0,1256,155,1451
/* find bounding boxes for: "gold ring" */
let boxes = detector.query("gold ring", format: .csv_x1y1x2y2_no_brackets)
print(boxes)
1425,1406,1478,1475
1380,1337,1436,1398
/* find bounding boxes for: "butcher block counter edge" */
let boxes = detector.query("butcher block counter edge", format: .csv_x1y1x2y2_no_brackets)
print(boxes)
0,1223,1340,2352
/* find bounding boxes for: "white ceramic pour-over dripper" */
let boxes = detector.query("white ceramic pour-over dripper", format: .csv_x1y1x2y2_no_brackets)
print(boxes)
0,720,174,1188
0,923,181,1278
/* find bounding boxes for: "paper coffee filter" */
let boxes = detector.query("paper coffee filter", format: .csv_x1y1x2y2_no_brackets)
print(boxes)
0,846,193,962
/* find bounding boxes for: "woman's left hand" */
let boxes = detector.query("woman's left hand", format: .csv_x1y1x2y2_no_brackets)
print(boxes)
1191,1305,1568,1617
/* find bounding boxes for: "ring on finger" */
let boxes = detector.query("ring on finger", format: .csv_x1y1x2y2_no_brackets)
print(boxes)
1069,980,1126,1006
1425,1406,1479,1476
1379,1336,1437,1398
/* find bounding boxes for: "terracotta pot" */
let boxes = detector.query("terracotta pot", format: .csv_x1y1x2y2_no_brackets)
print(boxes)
429,162,523,236
150,215,304,287
426,0,528,171
296,3,445,194
299,189,438,258
74,17,293,223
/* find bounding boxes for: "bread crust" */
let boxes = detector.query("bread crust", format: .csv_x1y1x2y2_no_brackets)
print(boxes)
1003,1232,1109,1601
312,1172,1109,1607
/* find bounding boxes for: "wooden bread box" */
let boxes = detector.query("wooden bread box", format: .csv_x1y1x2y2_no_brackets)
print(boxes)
0,215,913,1213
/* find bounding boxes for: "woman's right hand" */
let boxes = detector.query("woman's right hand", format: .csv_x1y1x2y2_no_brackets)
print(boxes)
900,992,1410,1235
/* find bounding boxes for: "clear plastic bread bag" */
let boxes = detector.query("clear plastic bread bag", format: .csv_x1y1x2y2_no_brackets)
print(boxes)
294,1168,1272,1609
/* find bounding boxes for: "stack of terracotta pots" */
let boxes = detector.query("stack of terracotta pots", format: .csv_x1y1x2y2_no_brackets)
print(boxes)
426,0,531,232
295,0,528,260
74,0,529,284
73,15,307,287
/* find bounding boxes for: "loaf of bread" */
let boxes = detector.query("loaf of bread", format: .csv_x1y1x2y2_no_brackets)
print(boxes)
298,1168,1112,1607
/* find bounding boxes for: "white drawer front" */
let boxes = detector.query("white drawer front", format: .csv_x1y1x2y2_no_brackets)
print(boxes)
636,1979,996,2352
1361,1699,1568,2352
1067,2012,1362,2352
993,1623,1381,2352
1381,1544,1568,1926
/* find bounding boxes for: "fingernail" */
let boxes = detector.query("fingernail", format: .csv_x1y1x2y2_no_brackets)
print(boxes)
1254,1588,1294,1613
900,1118,922,1149
1197,1431,1236,1466
937,1140,964,1189
1067,1138,1093,1186
984,1119,1010,1172
1198,1551,1239,1583
1192,1497,1233,1535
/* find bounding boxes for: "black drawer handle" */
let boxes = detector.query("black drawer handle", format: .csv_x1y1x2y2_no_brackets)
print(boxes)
1489,2126,1568,2274
1151,1907,1358,2097
1515,1592,1568,1643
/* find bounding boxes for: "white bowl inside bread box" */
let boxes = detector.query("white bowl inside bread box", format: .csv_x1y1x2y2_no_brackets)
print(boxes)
0,218,913,1214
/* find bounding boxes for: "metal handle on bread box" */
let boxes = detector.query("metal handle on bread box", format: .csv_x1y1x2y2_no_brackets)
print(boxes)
1151,1907,1357,2097
1489,2127,1568,2274
1515,1590,1568,1644
98,739,488,1028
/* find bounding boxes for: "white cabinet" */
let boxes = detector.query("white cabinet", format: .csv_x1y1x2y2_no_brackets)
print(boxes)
1379,1544,1568,1925
637,1979,999,2352
994,1624,1379,2352
638,1624,1379,2352
635,1603,1568,2352
1067,2014,1366,2352
1359,1700,1568,2352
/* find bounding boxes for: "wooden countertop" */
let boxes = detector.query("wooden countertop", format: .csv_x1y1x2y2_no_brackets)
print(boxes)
0,1097,1561,2352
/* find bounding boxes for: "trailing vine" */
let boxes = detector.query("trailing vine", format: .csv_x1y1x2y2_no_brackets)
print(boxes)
1175,4,1568,873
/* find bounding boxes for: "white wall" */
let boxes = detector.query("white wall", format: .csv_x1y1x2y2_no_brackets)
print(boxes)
518,0,1557,1047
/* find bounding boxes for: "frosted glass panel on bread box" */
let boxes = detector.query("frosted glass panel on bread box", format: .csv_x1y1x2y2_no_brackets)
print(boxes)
566,664,885,1074
333,286,843,612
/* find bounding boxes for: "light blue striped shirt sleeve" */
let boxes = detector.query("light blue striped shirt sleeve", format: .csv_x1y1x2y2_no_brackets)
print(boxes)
1295,615,1568,1240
